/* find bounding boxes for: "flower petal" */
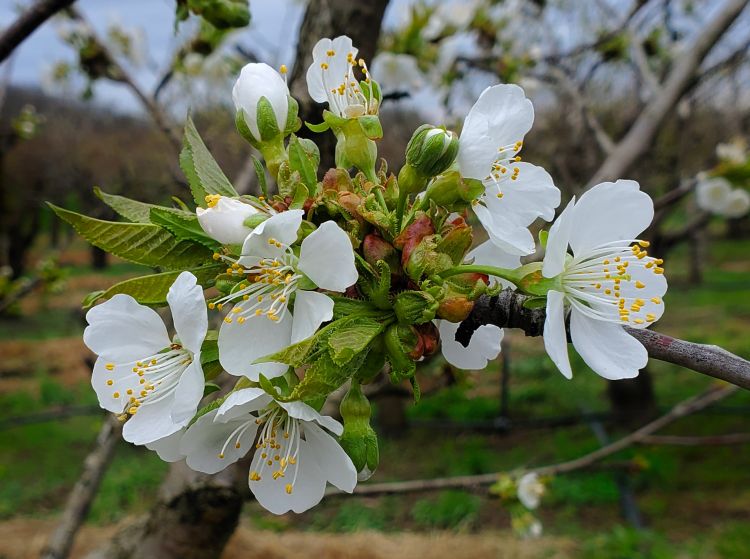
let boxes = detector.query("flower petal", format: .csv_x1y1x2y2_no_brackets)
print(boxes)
233,63,290,141
438,320,503,370
542,198,576,278
483,163,560,225
180,410,258,474
216,387,273,422
123,396,181,446
219,312,292,381
239,210,303,266
278,400,343,436
84,294,170,362
473,201,535,255
568,180,653,255
170,357,205,425
196,197,258,245
167,272,208,355
291,290,334,344
303,422,357,492
250,439,326,514
467,240,522,288
457,84,534,180
91,357,133,413
145,429,185,462
570,309,647,380
543,290,572,379
297,221,358,291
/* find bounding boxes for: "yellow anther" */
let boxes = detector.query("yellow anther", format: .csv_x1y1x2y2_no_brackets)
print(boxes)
654,267,664,274
126,389,133,395
212,252,221,261
217,303,224,311
279,64,288,74
645,261,654,268
208,302,216,310
614,256,621,262
603,260,610,265
105,363,115,371
638,240,650,247
235,442,241,449
646,313,656,322
604,289,611,295
635,281,646,289
237,317,246,324
232,307,241,314
107,379,114,386
634,318,645,324
129,407,138,414
285,484,293,494
224,317,233,323
320,62,329,70
496,192,504,198
255,309,263,316
218,453,225,459
113,392,120,398
651,297,661,304
595,283,602,289
139,378,145,384
205,194,221,208
249,471,260,481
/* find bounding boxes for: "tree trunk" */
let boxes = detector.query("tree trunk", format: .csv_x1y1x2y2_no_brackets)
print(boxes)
85,462,245,559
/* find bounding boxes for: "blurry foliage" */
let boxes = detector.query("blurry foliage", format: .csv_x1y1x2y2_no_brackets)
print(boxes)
411,490,482,530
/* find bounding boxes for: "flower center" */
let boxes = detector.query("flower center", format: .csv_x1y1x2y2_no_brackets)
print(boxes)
562,240,665,325
104,345,192,418
247,407,302,494
321,49,377,118
486,140,523,196
211,239,301,324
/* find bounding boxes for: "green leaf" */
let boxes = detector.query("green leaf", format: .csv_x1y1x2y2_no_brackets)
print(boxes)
94,187,156,223
200,338,220,364
84,264,222,308
330,295,385,319
409,376,421,403
255,334,318,367
305,120,330,133
288,350,368,402
287,134,320,194
202,361,223,382
180,115,238,205
252,155,269,199
149,207,219,249
203,382,221,396
50,204,214,270
327,317,384,365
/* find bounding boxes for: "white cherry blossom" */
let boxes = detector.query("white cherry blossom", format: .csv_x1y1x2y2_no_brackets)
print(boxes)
233,62,291,142
196,195,262,245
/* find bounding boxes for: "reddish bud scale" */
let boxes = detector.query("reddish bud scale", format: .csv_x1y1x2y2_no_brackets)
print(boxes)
393,215,434,267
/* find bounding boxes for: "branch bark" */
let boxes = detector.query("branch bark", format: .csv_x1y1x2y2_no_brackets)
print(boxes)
587,0,749,186
326,385,736,496
455,289,750,391
40,417,121,559
0,0,76,63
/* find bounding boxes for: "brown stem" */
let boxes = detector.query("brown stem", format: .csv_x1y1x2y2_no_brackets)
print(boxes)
0,0,76,62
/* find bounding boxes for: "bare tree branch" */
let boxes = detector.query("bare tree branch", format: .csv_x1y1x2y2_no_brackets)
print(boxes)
588,0,749,186
629,32,663,100
640,433,750,445
40,417,121,559
454,289,750,391
326,385,736,496
0,0,76,63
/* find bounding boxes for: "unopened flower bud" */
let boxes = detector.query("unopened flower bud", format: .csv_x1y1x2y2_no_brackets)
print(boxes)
405,124,459,178
196,195,258,244
422,170,484,209
416,321,440,357
339,381,379,480
394,290,439,324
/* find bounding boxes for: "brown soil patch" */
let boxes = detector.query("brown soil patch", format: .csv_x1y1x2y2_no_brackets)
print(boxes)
0,337,91,392
0,518,576,559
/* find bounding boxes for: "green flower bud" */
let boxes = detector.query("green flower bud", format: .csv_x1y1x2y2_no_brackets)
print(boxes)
339,382,379,480
404,234,454,282
405,124,459,178
394,290,439,325
422,170,484,209
384,324,418,380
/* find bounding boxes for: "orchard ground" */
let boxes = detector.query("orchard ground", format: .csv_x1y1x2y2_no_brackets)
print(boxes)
0,226,749,559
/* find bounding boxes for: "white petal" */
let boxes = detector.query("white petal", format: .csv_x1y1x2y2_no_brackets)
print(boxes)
569,180,653,255
196,197,258,245
181,410,258,474
278,400,343,436
84,294,170,362
91,357,134,413
170,358,205,425
473,202,535,255
123,396,181,446
239,210,303,266
303,422,357,492
695,177,732,214
467,240,522,288
250,439,326,514
438,320,503,370
233,63,290,140
724,188,750,218
542,198,576,278
457,84,534,180
570,309,647,380
218,312,292,381
216,388,273,422
146,429,185,462
291,291,334,344
167,272,208,355
543,290,572,379
297,221,358,291
615,257,668,328
483,163,560,224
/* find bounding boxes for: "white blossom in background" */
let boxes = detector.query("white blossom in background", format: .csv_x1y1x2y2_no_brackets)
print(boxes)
517,472,545,509
306,35,378,119
179,388,357,514
216,210,358,380
541,181,668,380
371,52,424,94
458,84,560,255
84,272,207,445
423,0,484,40
716,139,747,165
695,177,750,218
196,195,262,245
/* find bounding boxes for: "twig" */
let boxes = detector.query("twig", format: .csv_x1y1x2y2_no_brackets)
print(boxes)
629,32,663,101
0,404,101,430
640,433,750,445
40,416,122,559
327,385,736,496
0,0,76,63
455,289,750,391
66,7,182,155
588,0,749,186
